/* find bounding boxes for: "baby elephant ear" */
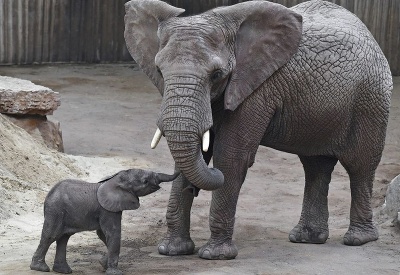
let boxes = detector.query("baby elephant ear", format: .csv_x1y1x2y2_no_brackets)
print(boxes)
214,1,302,111
97,177,140,212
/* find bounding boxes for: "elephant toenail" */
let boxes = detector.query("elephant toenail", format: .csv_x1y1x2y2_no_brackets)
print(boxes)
202,250,211,259
353,238,361,246
158,245,166,254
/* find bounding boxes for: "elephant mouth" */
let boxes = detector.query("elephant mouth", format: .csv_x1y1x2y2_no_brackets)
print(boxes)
150,125,224,192
151,127,211,153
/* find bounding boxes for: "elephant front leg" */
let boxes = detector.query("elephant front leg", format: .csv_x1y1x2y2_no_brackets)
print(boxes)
158,172,195,255
289,156,338,244
100,216,123,275
198,153,252,260
96,229,108,270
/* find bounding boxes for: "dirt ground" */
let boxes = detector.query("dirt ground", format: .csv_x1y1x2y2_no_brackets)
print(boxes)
0,64,399,275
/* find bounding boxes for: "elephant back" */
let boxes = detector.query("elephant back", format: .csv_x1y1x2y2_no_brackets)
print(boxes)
288,1,392,91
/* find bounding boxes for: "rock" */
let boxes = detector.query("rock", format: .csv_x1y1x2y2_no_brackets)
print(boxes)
384,175,400,225
0,76,60,115
4,114,64,152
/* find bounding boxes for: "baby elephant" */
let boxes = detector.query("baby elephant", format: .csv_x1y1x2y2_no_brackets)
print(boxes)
30,168,179,275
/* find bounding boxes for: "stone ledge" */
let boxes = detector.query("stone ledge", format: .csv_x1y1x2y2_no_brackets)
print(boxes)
0,76,60,115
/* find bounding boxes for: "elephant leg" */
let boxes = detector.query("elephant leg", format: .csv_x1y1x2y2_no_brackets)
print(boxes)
30,234,53,272
159,135,213,256
30,216,61,272
100,215,123,275
341,161,379,245
338,114,386,245
198,151,252,260
158,168,197,255
97,229,108,270
53,234,73,274
289,155,338,244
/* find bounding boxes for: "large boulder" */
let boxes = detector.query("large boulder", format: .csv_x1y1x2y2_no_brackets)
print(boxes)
0,76,63,151
0,76,60,115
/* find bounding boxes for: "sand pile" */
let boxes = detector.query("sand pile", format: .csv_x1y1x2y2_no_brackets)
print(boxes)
0,114,86,220
0,114,139,222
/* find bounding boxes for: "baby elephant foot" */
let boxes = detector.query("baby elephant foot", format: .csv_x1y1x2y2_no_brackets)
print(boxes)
99,255,108,270
289,224,329,244
106,267,123,275
52,262,72,274
158,236,195,256
343,224,378,246
30,258,50,272
198,240,238,260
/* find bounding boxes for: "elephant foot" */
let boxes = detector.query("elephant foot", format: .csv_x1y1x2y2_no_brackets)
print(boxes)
289,224,329,244
343,223,378,246
30,258,50,272
158,236,195,256
106,267,123,275
53,262,72,274
99,255,108,270
198,240,238,260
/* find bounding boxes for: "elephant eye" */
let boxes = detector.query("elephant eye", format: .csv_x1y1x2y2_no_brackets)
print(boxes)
211,69,223,82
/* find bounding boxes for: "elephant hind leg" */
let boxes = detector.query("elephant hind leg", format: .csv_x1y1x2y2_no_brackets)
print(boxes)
53,234,73,274
30,216,62,272
340,160,379,246
289,155,338,244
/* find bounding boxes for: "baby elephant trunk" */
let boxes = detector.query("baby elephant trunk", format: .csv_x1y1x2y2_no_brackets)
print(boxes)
156,171,180,184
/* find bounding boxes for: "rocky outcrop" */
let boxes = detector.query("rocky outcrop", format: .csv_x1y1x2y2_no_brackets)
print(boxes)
0,76,64,151
0,76,60,115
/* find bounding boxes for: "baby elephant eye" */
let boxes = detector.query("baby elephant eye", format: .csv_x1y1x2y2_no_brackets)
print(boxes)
211,69,223,82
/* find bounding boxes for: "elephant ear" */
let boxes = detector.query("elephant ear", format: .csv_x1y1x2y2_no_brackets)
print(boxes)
124,0,185,95
97,176,140,212
213,1,303,111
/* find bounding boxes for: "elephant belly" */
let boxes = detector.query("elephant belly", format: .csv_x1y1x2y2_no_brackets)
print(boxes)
260,99,350,157
62,210,101,233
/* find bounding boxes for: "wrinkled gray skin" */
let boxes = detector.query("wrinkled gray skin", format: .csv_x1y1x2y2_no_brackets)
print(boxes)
30,169,179,275
124,0,393,260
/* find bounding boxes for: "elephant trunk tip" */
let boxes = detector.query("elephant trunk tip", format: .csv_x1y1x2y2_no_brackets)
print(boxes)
156,171,181,183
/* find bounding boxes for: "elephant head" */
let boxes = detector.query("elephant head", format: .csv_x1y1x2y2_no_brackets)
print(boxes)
97,168,179,212
124,0,302,191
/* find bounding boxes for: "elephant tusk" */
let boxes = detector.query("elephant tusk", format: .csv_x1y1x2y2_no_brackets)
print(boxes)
151,128,162,149
202,130,210,152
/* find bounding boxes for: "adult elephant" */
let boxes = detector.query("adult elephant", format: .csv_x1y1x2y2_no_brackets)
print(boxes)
124,0,393,260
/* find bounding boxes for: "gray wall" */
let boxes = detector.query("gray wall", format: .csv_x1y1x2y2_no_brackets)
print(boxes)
0,0,399,75
0,0,129,64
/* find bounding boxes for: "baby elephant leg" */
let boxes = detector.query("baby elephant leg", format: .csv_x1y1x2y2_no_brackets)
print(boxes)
100,215,123,275
52,234,73,274
30,237,52,272
97,229,108,270
31,217,62,272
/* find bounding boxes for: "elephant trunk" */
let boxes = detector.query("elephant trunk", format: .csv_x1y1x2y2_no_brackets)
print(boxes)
157,84,224,191
156,171,180,183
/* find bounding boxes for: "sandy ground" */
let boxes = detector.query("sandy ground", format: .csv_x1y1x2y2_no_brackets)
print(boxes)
0,64,399,275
